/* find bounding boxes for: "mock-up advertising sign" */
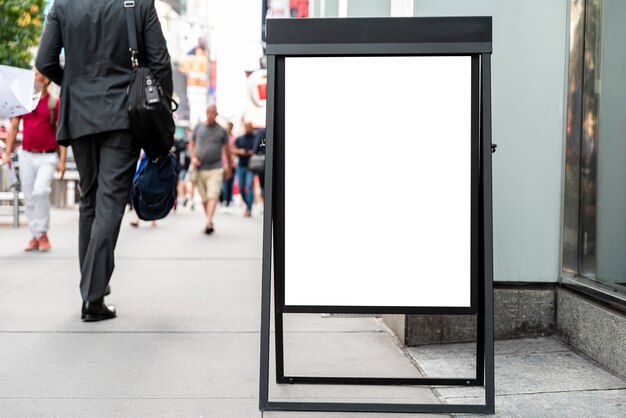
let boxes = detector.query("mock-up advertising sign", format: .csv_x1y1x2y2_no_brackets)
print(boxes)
259,17,494,415
283,55,474,309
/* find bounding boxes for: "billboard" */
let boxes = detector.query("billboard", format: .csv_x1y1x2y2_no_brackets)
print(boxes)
282,56,473,308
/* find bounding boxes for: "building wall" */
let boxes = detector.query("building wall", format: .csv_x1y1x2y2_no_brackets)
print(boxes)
414,1,568,283
557,288,626,378
348,0,391,16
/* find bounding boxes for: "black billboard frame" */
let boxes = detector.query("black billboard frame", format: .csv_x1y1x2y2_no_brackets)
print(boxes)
259,17,494,415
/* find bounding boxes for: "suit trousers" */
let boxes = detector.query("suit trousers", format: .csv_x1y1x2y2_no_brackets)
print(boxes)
71,130,139,302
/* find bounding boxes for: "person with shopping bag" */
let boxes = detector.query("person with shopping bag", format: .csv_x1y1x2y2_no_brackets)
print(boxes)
2,70,67,252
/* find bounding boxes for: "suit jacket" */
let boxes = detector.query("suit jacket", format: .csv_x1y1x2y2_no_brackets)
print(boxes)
35,0,173,145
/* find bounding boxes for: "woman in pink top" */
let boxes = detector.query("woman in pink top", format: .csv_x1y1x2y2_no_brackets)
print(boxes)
3,70,67,251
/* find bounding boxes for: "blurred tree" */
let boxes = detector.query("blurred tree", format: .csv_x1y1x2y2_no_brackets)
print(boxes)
0,0,46,68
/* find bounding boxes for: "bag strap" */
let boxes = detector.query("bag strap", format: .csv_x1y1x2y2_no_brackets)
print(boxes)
123,0,179,112
123,1,139,69
133,154,148,182
123,0,179,113
196,126,223,157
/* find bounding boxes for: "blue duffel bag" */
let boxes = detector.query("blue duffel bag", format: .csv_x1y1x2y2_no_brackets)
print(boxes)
131,152,178,221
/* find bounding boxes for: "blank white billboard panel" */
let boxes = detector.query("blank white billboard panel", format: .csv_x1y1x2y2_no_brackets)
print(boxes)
284,56,472,308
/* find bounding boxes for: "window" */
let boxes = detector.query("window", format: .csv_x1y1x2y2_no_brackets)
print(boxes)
562,0,626,309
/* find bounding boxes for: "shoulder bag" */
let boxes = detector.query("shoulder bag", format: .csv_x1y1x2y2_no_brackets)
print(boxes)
124,0,178,160
247,135,266,175
247,153,265,175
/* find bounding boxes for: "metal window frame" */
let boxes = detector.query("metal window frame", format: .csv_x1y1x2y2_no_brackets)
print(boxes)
561,0,626,309
259,17,494,415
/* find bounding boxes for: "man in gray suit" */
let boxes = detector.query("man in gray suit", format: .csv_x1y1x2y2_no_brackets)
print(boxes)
36,0,173,321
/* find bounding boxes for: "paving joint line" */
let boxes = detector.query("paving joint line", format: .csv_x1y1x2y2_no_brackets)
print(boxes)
0,256,262,261
443,386,626,400
0,330,386,335
0,330,261,334
0,396,257,401
376,317,448,405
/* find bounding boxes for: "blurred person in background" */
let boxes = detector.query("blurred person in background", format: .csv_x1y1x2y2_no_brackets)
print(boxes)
184,127,197,210
233,121,257,217
220,121,237,207
254,127,266,200
2,70,67,252
189,104,233,234
173,129,191,209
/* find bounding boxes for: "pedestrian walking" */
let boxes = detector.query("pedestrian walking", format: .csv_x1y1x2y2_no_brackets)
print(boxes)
189,105,233,234
35,0,173,321
254,127,266,200
130,208,157,228
173,132,191,209
2,70,67,252
189,105,232,235
220,121,237,207
233,121,257,217
183,127,197,210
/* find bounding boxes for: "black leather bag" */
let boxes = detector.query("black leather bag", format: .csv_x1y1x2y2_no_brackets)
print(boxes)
127,66,177,159
124,1,177,160
247,153,265,175
247,134,266,175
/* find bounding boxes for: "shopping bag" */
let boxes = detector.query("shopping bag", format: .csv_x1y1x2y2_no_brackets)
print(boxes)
0,65,41,118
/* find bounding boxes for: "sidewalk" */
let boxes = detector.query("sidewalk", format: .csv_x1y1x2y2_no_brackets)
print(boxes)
0,206,624,417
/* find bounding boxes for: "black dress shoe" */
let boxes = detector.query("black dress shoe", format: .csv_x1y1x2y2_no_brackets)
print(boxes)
81,299,116,322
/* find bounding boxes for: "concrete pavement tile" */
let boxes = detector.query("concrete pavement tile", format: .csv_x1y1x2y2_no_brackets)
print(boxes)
101,259,263,332
281,331,421,378
407,337,626,399
0,398,261,418
115,209,263,260
2,207,263,260
454,389,626,418
266,331,441,406
283,313,385,333
266,375,442,406
0,260,262,332
409,336,568,361
268,387,442,408
481,337,570,355
0,259,73,296
0,333,259,399
0,210,79,259
0,261,84,330
407,344,477,381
